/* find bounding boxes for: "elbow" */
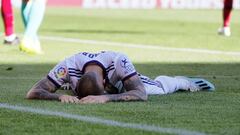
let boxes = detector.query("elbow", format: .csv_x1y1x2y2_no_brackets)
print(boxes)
142,94,148,101
26,92,33,99
138,89,148,101
141,91,148,101
26,90,37,99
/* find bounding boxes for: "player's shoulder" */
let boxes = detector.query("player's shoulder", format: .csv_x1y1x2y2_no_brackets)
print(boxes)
104,51,128,59
66,51,128,62
98,51,128,60
71,51,122,56
102,50,122,56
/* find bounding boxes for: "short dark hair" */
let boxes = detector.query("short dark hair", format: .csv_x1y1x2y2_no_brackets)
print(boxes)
75,72,104,98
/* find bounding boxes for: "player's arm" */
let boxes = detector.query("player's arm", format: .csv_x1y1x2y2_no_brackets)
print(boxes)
105,54,147,102
26,77,79,103
26,77,60,100
79,75,147,103
107,75,147,101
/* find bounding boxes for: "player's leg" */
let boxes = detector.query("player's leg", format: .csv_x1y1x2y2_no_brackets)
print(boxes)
23,0,46,40
20,0,46,54
143,83,165,95
154,76,191,94
218,0,233,36
154,76,215,94
139,75,166,95
1,0,19,45
223,0,233,27
21,0,33,27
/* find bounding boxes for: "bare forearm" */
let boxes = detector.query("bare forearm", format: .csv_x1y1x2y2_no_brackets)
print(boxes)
106,75,148,102
26,89,62,101
26,77,59,101
106,90,147,102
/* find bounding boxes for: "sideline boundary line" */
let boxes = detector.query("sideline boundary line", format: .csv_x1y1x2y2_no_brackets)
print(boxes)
0,103,206,135
40,35,240,57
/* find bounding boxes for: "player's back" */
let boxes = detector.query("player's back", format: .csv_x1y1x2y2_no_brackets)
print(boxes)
65,51,119,71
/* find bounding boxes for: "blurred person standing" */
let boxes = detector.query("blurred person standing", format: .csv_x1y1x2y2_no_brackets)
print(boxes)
19,0,47,54
1,0,19,45
218,0,233,37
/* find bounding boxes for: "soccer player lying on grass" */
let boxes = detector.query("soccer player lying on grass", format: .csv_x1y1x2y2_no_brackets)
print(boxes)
26,51,215,104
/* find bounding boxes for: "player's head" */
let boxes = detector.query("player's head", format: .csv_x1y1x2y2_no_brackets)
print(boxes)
75,72,104,98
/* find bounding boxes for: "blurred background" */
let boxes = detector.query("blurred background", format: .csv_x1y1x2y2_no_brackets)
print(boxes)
9,0,240,9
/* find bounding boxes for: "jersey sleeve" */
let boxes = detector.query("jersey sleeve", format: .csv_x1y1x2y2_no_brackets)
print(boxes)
115,53,137,81
47,61,69,88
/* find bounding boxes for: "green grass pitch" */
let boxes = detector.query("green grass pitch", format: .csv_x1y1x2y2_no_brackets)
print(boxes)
0,8,240,135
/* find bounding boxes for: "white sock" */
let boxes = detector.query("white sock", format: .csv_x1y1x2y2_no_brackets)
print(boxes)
154,76,190,94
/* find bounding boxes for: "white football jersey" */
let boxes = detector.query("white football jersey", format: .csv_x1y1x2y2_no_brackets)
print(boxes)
47,51,165,95
47,51,138,94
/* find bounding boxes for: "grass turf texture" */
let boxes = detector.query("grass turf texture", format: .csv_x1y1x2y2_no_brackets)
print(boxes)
0,8,240,135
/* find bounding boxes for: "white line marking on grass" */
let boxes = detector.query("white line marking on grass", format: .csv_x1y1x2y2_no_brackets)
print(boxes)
0,103,206,135
41,35,240,57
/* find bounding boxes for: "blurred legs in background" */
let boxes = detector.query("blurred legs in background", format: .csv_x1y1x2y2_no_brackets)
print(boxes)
218,0,233,37
1,0,19,45
19,0,47,54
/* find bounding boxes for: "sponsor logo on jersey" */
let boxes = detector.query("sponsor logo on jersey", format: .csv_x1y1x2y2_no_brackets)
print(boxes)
120,58,134,74
54,66,67,79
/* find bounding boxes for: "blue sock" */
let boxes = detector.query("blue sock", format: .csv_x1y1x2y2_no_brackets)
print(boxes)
23,0,46,41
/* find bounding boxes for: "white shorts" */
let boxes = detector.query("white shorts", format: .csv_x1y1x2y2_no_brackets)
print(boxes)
140,75,165,95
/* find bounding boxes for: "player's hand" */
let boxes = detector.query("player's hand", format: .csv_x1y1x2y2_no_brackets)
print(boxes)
79,95,109,104
59,95,80,103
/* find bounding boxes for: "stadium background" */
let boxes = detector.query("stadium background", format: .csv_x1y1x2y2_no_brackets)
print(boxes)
0,0,239,135
9,0,240,9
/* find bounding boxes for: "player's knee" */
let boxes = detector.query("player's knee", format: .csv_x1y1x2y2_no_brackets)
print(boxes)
154,76,177,94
